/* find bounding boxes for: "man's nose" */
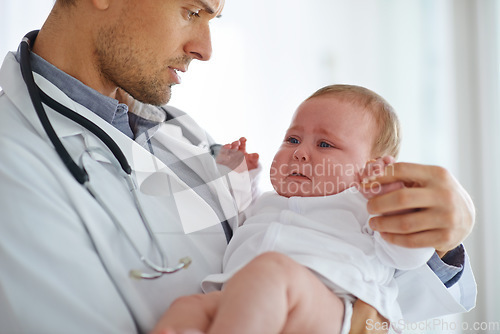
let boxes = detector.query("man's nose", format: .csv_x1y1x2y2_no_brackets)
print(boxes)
184,24,213,61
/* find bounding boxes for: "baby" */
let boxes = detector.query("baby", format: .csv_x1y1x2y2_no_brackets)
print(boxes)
152,84,434,334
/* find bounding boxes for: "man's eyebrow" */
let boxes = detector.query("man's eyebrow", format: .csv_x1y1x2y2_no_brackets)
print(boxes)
192,0,221,17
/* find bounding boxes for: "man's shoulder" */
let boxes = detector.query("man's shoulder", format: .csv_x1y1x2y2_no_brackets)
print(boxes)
0,91,43,153
0,89,20,117
0,89,20,133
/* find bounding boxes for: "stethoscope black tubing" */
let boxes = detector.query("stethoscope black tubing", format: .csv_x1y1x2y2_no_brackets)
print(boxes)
38,87,132,175
20,30,132,184
20,30,234,244
20,31,89,184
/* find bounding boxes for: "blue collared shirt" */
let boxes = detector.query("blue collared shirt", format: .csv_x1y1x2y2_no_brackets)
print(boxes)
16,50,134,139
427,244,464,288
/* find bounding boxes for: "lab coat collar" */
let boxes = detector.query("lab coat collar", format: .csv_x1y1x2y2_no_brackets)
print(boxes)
1,52,87,139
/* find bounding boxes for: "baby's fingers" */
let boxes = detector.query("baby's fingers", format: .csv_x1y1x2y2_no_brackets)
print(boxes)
359,156,394,183
238,137,247,151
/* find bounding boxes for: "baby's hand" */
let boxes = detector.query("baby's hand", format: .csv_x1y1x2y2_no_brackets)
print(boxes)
216,137,259,172
358,156,403,199
358,156,415,216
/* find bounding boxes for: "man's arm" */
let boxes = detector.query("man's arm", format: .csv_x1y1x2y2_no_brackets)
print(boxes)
427,245,465,287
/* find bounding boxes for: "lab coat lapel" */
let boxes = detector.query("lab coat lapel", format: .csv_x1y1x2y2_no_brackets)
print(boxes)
0,53,83,140
67,103,224,234
152,124,239,224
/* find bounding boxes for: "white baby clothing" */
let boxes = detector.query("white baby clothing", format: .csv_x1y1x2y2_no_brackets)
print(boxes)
202,188,434,325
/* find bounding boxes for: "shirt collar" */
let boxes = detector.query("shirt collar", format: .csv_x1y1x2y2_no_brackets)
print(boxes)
15,49,134,139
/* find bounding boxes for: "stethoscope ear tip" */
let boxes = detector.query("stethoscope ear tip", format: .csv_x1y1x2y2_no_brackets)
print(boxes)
129,270,144,280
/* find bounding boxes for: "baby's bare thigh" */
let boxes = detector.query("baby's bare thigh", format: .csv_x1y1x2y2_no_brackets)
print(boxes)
282,266,345,334
152,292,222,333
236,252,345,333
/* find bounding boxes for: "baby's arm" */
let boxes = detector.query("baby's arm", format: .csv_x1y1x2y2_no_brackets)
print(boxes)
216,137,262,214
373,232,435,270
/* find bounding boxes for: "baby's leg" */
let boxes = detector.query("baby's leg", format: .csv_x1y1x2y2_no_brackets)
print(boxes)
151,292,221,334
208,252,344,334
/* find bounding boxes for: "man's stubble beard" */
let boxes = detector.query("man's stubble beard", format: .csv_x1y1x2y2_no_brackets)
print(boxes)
94,25,173,106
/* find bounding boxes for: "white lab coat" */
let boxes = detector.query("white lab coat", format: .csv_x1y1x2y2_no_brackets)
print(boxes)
0,52,235,333
0,52,476,333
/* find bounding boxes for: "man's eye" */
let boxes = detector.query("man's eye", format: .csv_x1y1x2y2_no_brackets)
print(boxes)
186,9,201,19
319,141,333,148
286,137,300,144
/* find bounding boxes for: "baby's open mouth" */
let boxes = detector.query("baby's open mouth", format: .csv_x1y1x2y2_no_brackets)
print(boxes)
289,172,311,180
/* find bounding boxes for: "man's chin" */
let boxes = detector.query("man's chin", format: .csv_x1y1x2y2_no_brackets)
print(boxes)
130,89,172,106
117,80,172,106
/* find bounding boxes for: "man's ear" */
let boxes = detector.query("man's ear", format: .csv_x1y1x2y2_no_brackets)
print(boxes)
91,0,110,10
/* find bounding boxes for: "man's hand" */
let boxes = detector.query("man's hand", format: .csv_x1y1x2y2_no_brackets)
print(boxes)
349,299,388,334
362,161,475,257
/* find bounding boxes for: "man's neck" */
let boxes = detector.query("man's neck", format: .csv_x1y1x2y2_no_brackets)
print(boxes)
32,6,118,101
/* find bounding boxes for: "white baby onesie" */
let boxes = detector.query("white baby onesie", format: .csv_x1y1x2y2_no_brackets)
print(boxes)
203,188,434,325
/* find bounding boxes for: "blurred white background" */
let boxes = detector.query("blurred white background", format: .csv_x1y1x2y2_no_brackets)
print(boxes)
1,0,499,332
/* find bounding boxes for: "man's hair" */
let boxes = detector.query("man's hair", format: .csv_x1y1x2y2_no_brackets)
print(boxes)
306,84,401,159
56,0,78,6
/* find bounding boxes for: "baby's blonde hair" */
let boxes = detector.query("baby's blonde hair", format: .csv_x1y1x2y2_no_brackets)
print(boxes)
306,84,401,159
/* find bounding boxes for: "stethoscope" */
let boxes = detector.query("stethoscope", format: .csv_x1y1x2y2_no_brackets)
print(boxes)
19,30,191,280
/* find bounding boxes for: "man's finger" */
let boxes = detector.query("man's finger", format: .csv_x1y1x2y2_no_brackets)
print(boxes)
367,187,441,215
367,163,450,187
369,208,447,234
379,229,448,249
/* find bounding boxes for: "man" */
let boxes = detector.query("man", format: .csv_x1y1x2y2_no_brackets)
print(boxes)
0,0,475,333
